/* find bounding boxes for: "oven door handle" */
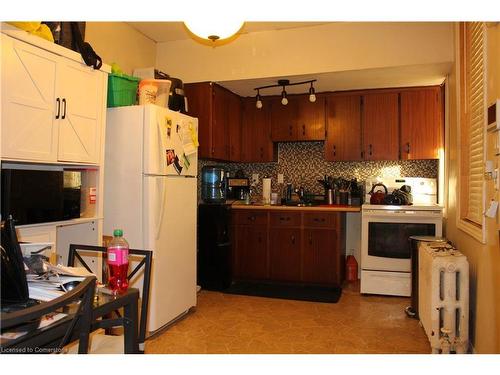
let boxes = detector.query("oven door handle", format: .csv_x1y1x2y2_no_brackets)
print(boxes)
363,210,442,217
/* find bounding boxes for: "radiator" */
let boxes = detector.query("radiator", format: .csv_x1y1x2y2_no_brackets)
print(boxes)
418,241,469,353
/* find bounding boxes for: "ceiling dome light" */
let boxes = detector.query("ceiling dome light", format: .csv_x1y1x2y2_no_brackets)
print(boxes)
256,90,263,109
309,82,316,103
183,19,244,45
281,87,288,106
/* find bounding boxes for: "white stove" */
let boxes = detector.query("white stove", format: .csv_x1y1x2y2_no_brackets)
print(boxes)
360,177,443,297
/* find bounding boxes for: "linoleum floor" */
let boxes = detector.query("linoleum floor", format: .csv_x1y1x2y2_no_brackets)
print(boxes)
145,282,431,354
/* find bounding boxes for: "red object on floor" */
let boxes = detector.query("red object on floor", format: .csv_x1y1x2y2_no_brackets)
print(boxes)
346,255,358,282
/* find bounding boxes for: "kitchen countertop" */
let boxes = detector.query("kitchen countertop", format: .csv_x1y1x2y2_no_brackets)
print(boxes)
231,201,361,212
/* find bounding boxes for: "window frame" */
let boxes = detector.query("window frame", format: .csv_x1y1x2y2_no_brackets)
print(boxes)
456,22,487,243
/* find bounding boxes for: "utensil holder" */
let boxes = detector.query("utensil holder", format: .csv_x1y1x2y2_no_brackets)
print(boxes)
339,191,349,205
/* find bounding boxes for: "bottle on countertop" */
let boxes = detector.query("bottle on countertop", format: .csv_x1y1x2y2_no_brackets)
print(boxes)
107,229,130,294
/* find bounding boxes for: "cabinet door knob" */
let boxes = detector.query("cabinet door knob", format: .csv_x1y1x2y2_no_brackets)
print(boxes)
62,98,67,119
369,144,373,156
333,145,336,157
56,98,61,119
291,235,295,245
302,124,306,136
406,142,410,154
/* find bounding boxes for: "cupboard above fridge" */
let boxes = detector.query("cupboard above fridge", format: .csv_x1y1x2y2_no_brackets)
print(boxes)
1,24,111,264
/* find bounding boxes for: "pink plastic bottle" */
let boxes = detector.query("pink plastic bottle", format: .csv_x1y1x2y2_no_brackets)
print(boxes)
107,229,129,294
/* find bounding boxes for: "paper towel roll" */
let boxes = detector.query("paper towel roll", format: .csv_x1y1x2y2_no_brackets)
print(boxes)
262,178,271,205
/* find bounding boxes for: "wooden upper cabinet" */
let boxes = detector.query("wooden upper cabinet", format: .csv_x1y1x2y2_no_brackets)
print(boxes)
362,92,399,161
227,90,242,162
241,97,276,163
325,94,362,161
184,82,242,161
296,95,325,141
400,86,444,160
270,96,298,141
184,82,212,158
270,94,325,142
211,84,229,160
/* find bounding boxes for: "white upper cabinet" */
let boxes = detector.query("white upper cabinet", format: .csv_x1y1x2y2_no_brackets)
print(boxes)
1,33,107,164
1,34,59,161
57,58,103,163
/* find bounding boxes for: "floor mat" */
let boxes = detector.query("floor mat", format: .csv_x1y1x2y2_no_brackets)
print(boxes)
224,281,342,303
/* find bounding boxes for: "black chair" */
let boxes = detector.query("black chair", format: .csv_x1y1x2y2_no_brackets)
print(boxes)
0,276,96,354
67,244,152,353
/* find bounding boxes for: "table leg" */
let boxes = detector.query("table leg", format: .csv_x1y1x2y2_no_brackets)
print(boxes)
123,295,139,354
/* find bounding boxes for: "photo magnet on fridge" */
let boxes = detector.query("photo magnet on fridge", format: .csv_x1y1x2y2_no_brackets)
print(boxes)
167,117,173,138
166,149,176,166
173,156,183,174
182,153,190,170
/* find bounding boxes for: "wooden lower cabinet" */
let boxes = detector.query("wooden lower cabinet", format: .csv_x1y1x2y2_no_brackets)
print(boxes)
269,227,301,282
302,229,338,285
231,209,345,286
233,224,268,280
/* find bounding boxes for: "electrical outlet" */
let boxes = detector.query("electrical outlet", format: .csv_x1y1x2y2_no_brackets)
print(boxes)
251,174,259,186
277,174,284,184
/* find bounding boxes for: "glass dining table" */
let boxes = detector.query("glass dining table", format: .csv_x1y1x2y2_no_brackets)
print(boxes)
0,286,140,354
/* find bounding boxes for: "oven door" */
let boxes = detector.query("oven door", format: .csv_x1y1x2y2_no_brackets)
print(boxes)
361,209,443,272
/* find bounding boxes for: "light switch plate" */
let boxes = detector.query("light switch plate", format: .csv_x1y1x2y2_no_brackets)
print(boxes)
278,174,284,184
251,174,259,186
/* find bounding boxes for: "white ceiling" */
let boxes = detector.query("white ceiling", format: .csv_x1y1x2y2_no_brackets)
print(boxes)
128,21,450,96
127,22,329,43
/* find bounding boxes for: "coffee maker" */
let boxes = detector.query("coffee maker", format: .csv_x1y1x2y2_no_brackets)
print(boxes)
226,177,250,200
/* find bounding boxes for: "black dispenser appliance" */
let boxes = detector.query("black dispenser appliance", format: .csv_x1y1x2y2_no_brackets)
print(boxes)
201,165,226,204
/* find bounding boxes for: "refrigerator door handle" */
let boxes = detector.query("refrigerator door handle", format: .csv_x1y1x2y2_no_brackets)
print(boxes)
155,177,167,240
156,116,166,174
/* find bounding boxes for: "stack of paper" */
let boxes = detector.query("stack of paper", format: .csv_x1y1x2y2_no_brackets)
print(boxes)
27,265,94,301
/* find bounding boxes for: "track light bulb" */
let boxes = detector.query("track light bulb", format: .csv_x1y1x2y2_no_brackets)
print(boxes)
309,84,316,103
281,88,288,106
256,91,263,109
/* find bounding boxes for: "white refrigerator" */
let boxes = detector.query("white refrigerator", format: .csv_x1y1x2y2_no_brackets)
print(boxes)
104,104,198,334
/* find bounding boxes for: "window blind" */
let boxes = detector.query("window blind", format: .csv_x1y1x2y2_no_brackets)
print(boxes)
461,22,486,225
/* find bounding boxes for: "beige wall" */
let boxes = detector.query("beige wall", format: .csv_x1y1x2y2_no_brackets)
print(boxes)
445,23,500,353
155,22,454,83
85,22,156,75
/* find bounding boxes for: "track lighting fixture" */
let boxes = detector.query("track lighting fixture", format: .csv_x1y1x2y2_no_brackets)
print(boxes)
254,79,317,109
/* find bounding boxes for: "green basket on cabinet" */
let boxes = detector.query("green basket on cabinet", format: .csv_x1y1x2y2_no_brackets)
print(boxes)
107,73,140,107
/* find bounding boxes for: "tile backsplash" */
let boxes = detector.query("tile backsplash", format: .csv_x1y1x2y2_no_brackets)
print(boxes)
198,141,438,200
